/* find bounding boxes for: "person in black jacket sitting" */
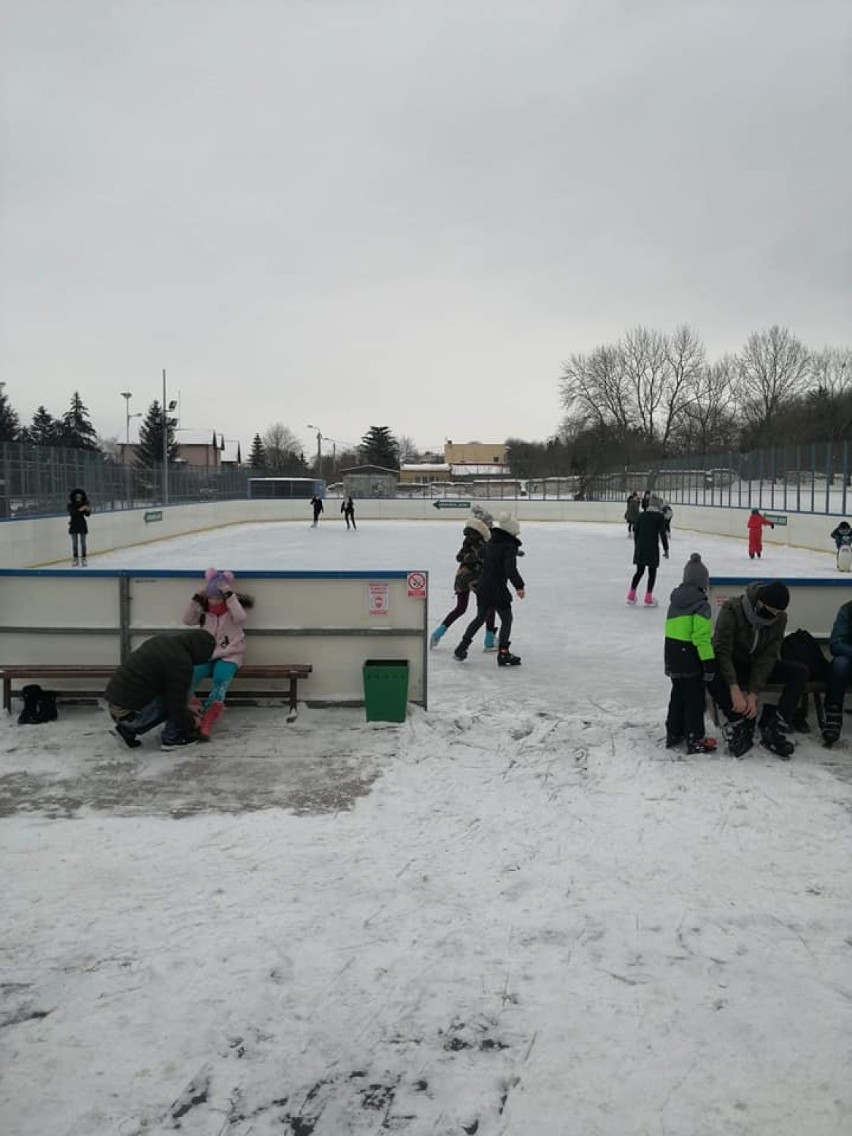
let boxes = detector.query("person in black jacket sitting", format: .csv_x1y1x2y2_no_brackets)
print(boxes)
105,629,215,751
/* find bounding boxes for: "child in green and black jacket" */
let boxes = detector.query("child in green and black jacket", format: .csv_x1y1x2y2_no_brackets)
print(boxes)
664,553,717,754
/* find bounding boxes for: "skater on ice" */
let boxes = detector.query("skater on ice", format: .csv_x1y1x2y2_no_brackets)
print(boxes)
310,495,324,527
453,512,525,666
830,520,852,571
340,495,357,530
627,493,669,607
430,514,498,650
747,508,774,559
67,487,92,566
664,552,717,755
707,581,808,759
624,491,640,536
182,569,253,741
662,502,673,538
105,629,215,751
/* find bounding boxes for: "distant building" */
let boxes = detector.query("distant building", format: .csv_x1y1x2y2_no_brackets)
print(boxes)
398,462,451,486
118,428,241,470
444,440,508,469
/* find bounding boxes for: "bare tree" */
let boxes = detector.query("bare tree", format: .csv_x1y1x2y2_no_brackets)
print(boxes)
560,344,631,436
262,423,303,474
676,356,739,453
735,325,810,437
397,434,419,464
809,346,852,397
621,326,670,446
659,325,706,452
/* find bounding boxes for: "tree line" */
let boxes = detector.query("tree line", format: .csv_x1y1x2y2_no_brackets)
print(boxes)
2,323,848,481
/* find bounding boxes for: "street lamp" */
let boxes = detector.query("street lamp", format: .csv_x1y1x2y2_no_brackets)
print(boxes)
119,391,142,448
307,424,322,476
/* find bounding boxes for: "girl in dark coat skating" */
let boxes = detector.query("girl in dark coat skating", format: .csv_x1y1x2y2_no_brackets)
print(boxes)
627,494,669,607
453,512,525,666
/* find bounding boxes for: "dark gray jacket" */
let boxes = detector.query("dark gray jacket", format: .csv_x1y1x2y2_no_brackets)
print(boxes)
712,582,787,694
105,630,215,733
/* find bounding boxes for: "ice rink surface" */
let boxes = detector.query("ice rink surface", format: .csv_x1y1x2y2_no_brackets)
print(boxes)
2,518,851,1136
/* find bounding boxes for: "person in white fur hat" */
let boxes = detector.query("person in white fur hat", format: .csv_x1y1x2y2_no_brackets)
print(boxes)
453,511,525,666
430,514,498,650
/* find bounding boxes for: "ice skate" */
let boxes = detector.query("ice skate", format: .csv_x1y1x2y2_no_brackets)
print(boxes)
198,701,223,741
686,735,718,755
430,624,447,649
497,645,521,667
759,709,795,759
626,589,637,605
724,718,755,758
483,629,497,651
453,642,469,661
643,593,657,607
821,703,843,748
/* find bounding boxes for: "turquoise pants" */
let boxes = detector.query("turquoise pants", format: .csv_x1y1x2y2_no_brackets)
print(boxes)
192,659,239,706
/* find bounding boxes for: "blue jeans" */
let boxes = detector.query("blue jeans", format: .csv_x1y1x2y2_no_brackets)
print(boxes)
192,659,239,706
826,655,852,708
111,694,194,744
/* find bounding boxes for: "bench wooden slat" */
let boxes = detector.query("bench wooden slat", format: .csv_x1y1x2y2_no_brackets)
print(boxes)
0,662,312,719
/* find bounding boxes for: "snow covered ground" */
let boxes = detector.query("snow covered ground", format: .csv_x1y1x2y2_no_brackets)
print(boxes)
2,520,851,1136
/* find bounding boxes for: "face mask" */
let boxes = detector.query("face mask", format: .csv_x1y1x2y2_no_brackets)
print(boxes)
756,602,778,620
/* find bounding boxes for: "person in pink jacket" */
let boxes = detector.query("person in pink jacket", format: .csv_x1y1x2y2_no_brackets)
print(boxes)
182,568,253,740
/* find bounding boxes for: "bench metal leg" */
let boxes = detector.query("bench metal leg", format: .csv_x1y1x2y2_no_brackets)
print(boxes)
286,677,298,723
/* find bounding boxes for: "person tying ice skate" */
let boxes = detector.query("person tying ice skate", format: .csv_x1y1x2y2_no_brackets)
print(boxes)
707,581,808,759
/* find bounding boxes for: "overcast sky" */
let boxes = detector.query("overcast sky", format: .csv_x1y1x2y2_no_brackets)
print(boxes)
2,0,850,459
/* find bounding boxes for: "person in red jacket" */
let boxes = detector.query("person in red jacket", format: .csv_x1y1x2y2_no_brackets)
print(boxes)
747,509,774,559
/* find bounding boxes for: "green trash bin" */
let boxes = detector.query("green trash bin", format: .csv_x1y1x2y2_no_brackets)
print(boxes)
363,659,409,722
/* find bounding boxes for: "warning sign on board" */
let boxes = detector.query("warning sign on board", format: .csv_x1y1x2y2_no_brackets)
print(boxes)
368,582,389,616
407,571,427,598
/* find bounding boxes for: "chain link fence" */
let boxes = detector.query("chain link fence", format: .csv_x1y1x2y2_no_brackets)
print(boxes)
2,439,850,519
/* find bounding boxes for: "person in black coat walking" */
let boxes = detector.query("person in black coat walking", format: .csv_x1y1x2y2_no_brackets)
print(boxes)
105,629,215,751
67,487,91,566
453,512,525,666
627,494,669,607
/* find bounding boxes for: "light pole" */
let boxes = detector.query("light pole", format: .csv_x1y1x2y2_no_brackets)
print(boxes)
120,392,142,508
307,424,322,478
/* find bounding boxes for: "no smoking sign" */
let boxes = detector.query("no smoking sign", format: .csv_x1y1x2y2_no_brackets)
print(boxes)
407,571,427,598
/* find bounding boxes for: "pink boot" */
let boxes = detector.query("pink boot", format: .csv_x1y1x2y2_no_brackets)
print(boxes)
644,593,658,607
198,701,223,741
626,589,637,605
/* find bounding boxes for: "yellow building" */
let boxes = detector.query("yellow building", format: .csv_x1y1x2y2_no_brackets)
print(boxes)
444,441,508,466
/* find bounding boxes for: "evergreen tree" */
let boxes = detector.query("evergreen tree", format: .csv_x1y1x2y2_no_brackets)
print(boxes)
0,385,20,442
61,391,100,450
360,425,400,469
27,406,63,446
249,434,267,469
135,400,180,468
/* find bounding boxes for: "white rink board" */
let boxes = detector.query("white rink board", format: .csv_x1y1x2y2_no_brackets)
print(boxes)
0,569,428,707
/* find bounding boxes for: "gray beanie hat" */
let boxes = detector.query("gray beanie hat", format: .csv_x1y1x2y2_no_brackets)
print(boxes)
682,552,709,590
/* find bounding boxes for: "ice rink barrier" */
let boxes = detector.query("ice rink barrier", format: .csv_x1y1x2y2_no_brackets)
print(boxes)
0,569,428,709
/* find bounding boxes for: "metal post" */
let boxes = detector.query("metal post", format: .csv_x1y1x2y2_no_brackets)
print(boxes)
162,369,168,506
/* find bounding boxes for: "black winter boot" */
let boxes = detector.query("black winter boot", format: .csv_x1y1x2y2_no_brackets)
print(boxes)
759,708,795,760
497,645,521,667
453,639,471,661
822,703,843,748
36,690,58,722
17,684,43,725
724,717,755,758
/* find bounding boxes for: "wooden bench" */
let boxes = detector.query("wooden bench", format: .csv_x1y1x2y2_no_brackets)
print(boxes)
0,663,312,723
707,635,830,730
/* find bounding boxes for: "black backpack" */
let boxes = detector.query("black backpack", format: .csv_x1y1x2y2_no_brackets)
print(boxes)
780,629,829,682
